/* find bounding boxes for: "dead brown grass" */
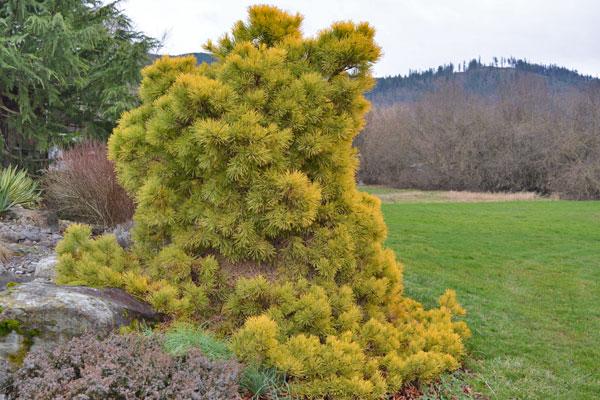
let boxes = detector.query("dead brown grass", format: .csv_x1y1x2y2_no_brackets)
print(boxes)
214,254,278,285
0,241,12,263
373,189,540,203
442,191,538,202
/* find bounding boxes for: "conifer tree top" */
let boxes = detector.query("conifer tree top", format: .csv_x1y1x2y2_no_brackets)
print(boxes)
109,4,384,265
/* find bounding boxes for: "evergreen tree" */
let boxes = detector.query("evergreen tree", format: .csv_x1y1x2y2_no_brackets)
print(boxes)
0,0,157,170
57,6,469,398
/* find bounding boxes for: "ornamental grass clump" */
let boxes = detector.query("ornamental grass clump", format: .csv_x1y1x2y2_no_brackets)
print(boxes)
56,6,470,398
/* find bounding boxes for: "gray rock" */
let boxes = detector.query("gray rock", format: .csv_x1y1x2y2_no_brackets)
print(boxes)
0,359,12,399
0,231,22,244
21,228,41,243
0,226,43,244
0,274,33,292
0,332,22,361
32,255,57,282
4,207,51,228
0,220,62,277
112,221,133,249
0,281,160,359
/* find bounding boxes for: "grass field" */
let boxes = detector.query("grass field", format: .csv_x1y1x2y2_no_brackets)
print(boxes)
365,187,600,399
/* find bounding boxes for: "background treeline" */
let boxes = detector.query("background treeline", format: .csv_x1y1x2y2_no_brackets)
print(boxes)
0,0,157,171
357,60,600,199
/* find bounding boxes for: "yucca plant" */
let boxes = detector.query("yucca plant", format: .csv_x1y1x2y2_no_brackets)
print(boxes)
0,165,41,214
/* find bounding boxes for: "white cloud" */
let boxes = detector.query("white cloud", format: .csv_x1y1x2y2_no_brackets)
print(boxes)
118,0,600,77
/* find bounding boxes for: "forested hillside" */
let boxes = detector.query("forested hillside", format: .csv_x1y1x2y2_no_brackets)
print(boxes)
368,58,600,105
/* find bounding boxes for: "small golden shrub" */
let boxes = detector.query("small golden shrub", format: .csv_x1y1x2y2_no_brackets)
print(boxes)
56,6,470,398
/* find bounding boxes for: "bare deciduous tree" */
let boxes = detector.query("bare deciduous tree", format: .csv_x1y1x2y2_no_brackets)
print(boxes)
357,76,600,199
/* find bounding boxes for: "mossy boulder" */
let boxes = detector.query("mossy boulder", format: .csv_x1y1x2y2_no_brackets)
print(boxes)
0,281,159,364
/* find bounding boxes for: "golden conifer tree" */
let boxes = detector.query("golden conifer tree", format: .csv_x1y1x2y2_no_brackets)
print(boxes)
57,6,469,398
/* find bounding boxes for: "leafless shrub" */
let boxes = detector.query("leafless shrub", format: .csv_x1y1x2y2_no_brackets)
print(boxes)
43,140,134,227
550,161,600,200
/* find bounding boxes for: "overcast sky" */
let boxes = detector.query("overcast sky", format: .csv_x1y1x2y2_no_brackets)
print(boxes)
117,0,600,78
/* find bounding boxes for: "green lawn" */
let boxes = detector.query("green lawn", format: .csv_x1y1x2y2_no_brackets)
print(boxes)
379,199,600,399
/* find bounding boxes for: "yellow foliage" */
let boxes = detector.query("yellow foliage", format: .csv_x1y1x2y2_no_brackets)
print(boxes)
55,5,469,399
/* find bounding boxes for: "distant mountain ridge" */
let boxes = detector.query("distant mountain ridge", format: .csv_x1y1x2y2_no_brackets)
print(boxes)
368,58,600,105
151,53,599,106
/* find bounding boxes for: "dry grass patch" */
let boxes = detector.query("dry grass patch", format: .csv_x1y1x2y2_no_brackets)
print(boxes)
440,191,538,202
361,186,540,203
0,241,12,263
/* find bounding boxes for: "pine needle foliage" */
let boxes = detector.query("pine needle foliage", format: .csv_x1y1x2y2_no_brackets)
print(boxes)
56,6,470,398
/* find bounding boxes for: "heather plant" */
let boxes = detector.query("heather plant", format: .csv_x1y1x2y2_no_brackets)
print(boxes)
10,333,241,399
56,5,469,398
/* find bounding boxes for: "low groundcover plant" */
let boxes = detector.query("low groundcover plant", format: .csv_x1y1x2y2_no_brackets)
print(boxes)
55,5,470,399
10,333,241,399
